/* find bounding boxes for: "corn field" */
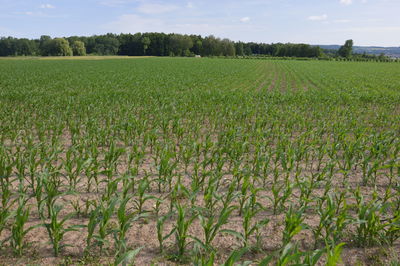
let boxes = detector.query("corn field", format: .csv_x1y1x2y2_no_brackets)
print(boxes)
0,57,399,265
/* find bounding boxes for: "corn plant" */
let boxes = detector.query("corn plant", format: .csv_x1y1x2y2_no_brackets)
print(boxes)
132,176,155,214
192,202,237,253
0,172,16,243
10,197,36,256
203,173,220,216
384,208,400,245
113,196,145,261
41,171,63,219
270,169,293,214
170,203,197,260
223,247,251,266
102,142,125,181
157,212,174,254
313,192,349,247
240,192,269,248
114,247,143,266
63,148,91,191
41,199,83,256
95,197,118,254
353,189,387,246
102,177,121,202
260,243,311,266
325,242,345,266
282,205,306,247
86,205,100,253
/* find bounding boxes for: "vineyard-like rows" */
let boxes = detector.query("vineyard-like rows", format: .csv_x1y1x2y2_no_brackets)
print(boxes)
0,58,399,265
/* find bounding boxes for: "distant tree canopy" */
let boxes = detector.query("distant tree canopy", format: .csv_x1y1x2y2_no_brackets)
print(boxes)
71,40,86,56
0,32,335,58
338,39,353,58
169,34,193,56
0,37,38,56
53,38,73,56
39,37,72,56
92,34,120,55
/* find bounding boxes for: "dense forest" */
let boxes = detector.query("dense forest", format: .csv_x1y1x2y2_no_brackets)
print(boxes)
0,32,322,58
0,32,396,61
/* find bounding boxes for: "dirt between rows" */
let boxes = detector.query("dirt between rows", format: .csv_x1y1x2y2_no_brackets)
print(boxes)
0,131,399,265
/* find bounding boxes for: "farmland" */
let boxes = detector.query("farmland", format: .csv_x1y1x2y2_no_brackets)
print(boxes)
0,57,399,265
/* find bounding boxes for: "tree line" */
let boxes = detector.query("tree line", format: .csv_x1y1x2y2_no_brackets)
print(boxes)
0,32,322,58
322,40,394,62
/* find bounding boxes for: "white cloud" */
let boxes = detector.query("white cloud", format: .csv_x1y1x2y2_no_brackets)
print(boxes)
240,17,250,23
340,0,353,5
40,4,55,9
307,14,328,21
137,3,178,15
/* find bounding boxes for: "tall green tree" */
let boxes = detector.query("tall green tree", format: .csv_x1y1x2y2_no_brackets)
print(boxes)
71,40,86,56
53,38,73,56
220,39,235,56
338,39,353,58
93,34,119,55
0,37,13,56
190,36,202,55
202,35,221,56
169,34,193,56
235,42,244,56
244,44,252,56
14,38,38,55
118,33,143,56
39,35,52,55
142,36,151,55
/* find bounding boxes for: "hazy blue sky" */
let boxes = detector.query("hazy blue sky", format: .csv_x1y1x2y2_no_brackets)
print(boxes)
1,0,399,46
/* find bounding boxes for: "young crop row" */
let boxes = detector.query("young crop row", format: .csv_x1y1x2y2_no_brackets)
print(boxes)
0,58,399,265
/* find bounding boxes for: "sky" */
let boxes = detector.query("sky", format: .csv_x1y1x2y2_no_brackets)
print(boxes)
0,0,399,46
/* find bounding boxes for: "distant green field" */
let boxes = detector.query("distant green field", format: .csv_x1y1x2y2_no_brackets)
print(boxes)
0,58,399,265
